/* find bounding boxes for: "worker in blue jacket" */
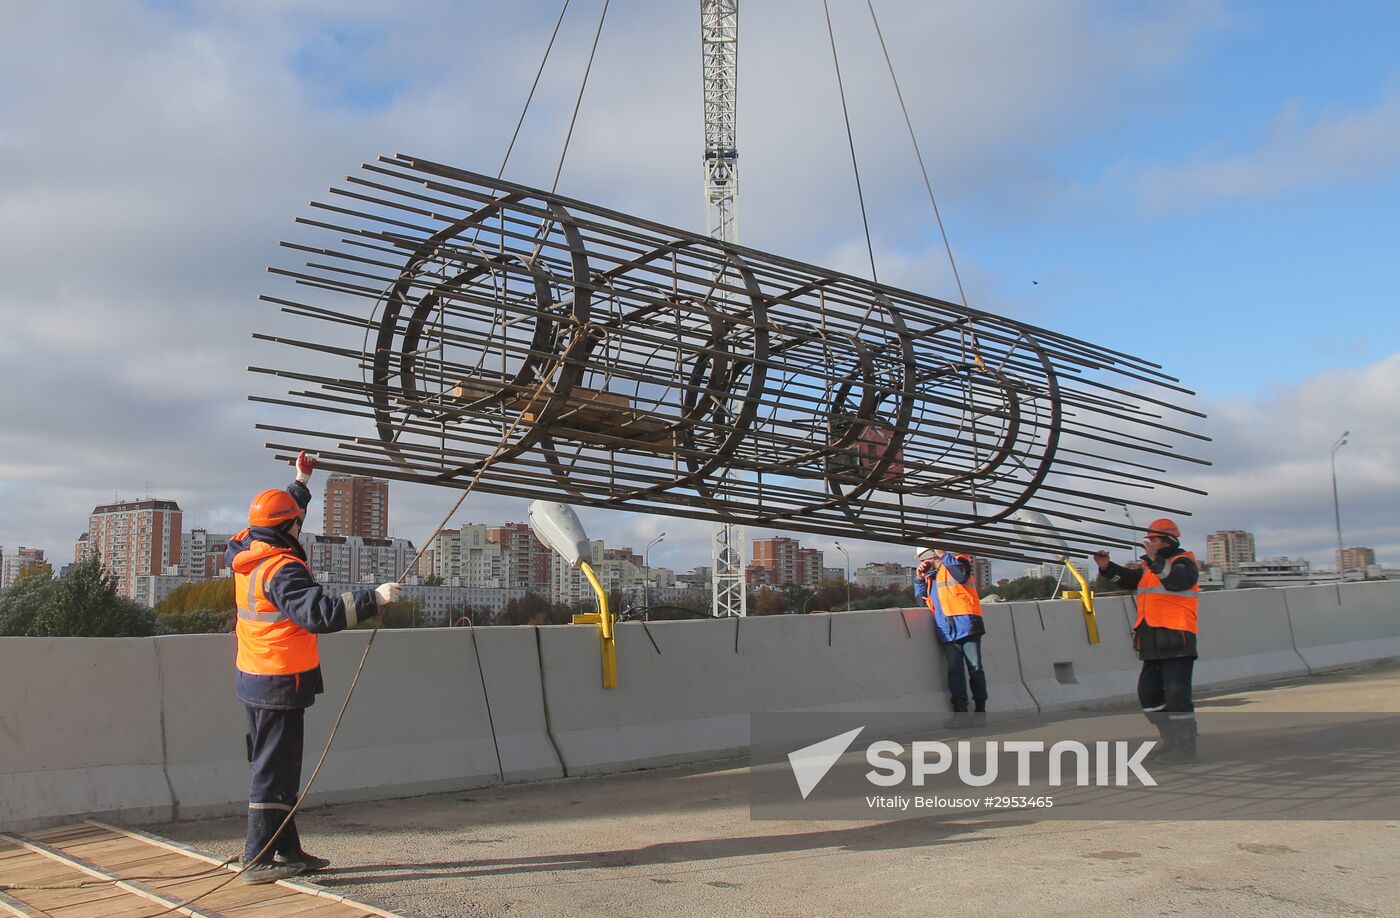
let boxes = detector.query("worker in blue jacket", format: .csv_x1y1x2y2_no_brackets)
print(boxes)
914,546,987,714
228,451,401,884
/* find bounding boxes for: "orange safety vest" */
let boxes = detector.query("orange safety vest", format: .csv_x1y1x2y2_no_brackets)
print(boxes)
932,555,983,618
235,546,320,676
1134,550,1199,634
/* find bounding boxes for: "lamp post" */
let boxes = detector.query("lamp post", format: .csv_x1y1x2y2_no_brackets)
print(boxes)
832,540,851,612
644,532,666,608
1331,432,1349,597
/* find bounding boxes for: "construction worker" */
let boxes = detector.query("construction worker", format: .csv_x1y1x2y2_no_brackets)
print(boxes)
228,451,402,884
914,546,987,715
1093,518,1199,764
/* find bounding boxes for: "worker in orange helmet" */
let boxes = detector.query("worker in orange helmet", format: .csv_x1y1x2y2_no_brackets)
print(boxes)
227,451,402,884
1093,518,1200,764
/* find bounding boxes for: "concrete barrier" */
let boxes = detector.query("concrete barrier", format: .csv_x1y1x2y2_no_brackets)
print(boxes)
300,629,503,806
1195,588,1310,690
473,626,564,783
536,618,750,775
0,638,171,831
1008,596,1141,710
1284,581,1400,672
155,629,505,820
153,633,247,821
8,580,1400,830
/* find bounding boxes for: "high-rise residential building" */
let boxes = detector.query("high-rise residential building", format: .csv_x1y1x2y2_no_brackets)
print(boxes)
971,557,993,590
1205,530,1256,574
490,522,552,591
305,534,415,585
323,474,389,539
181,529,233,580
1338,547,1376,572
420,525,503,587
85,499,183,600
1,547,51,589
751,537,824,590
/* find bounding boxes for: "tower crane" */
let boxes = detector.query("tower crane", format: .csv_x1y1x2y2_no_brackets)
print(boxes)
700,0,745,618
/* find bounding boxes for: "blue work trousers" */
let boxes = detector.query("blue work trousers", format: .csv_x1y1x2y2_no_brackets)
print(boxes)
244,705,305,863
942,635,987,703
1137,657,1195,714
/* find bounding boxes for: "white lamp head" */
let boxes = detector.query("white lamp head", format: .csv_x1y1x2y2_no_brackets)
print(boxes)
528,500,592,568
1010,508,1071,558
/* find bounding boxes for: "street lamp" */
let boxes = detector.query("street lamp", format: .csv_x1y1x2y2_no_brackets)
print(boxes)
832,540,851,612
644,532,666,608
1331,432,1349,596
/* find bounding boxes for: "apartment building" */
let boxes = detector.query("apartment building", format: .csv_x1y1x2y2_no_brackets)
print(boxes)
84,499,182,601
323,475,389,539
1205,530,1256,574
1338,547,1377,572
181,529,232,580
1,547,51,589
305,533,415,584
751,537,824,590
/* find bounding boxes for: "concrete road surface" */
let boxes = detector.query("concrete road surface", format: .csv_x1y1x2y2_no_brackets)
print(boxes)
154,666,1400,917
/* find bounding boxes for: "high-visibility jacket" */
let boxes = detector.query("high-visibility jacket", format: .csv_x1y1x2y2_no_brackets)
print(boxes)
935,556,983,619
1134,550,1199,634
235,541,319,676
916,552,986,644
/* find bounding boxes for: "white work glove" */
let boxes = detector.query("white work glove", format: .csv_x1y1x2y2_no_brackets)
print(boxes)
295,450,318,484
374,582,403,607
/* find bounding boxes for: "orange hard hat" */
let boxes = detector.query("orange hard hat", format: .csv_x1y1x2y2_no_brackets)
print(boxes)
1145,518,1181,540
249,489,304,528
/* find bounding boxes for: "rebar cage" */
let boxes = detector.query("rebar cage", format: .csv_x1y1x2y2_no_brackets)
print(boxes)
253,154,1209,563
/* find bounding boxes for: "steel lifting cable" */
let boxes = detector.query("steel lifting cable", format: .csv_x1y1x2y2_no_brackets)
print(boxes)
821,0,879,286
865,0,984,370
865,0,988,520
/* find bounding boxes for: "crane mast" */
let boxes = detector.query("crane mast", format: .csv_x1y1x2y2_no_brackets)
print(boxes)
700,0,746,618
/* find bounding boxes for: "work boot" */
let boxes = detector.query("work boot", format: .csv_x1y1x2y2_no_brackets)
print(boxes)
1154,718,1198,766
973,700,986,714
242,860,305,885
948,697,972,728
1141,711,1175,761
280,851,331,872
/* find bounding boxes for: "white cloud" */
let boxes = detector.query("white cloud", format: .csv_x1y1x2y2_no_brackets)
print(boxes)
1136,87,1400,209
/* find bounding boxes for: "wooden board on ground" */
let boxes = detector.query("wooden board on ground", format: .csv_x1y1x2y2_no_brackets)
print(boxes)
0,822,407,918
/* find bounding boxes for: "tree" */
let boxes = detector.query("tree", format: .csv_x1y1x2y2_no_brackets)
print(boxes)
423,574,445,587
157,579,235,615
752,587,787,615
0,569,52,636
27,557,156,637
158,608,236,634
991,575,1060,603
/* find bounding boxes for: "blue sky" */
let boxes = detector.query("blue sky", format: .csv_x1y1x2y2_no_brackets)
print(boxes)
1,1,1397,581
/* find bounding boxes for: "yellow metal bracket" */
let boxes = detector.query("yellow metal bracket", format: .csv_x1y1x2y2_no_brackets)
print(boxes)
571,560,618,688
1059,558,1100,645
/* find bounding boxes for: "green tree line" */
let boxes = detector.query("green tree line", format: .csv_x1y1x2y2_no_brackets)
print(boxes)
0,557,156,637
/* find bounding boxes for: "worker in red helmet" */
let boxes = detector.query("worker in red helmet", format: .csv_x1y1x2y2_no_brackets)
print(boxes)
226,451,403,884
1093,518,1200,764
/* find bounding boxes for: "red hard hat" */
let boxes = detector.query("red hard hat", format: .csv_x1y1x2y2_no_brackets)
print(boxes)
249,489,304,527
1145,518,1181,540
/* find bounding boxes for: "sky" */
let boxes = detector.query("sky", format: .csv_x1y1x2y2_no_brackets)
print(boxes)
1,0,1397,582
